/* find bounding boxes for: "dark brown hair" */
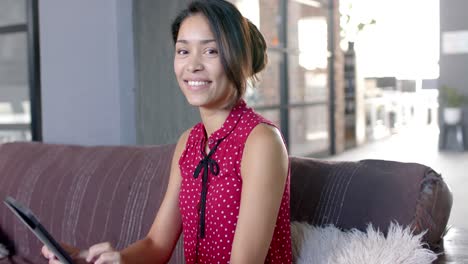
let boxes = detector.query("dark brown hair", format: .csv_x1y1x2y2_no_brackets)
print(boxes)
171,0,268,101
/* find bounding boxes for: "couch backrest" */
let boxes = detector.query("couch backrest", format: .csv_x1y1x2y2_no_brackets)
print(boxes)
0,142,183,263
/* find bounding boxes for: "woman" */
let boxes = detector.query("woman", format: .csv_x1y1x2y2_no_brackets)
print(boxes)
42,0,291,263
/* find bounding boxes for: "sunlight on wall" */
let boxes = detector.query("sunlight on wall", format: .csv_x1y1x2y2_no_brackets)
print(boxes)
298,18,328,70
342,0,440,79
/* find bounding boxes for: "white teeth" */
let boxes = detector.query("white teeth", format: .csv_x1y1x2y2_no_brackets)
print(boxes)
188,81,209,86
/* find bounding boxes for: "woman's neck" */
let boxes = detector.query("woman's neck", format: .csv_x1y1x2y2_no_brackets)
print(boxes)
199,95,239,137
199,106,231,138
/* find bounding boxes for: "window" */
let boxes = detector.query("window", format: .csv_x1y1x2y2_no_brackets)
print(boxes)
229,0,333,156
0,0,41,142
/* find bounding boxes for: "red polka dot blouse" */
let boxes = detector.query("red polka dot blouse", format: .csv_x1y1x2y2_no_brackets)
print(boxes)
178,100,292,263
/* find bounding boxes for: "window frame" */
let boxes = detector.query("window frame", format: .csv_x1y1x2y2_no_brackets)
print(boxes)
251,0,336,156
0,0,42,141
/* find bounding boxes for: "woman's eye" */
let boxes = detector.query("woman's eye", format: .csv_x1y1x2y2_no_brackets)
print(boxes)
205,48,218,55
176,49,188,55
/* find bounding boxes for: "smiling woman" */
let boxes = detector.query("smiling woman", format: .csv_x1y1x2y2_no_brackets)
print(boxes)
40,1,292,264
173,14,236,109
171,1,268,109
168,1,291,263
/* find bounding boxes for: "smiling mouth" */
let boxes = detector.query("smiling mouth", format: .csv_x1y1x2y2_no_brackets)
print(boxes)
186,80,211,86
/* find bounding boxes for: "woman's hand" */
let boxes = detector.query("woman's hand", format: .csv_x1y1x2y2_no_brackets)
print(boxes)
41,242,123,264
84,242,123,264
41,243,86,264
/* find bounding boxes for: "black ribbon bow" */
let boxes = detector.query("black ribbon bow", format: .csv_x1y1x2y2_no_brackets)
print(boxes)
193,139,222,238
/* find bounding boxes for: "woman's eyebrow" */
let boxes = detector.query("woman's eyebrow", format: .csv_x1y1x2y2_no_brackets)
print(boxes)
176,39,216,44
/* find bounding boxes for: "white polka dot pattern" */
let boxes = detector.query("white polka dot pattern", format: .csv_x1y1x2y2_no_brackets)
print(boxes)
178,100,292,263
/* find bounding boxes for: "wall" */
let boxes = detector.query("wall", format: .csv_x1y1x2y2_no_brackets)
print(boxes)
39,0,136,145
133,0,200,145
439,0,468,149
440,0,468,93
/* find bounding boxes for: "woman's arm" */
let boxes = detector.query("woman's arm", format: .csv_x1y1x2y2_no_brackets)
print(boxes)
44,130,191,264
230,124,289,264
118,129,190,264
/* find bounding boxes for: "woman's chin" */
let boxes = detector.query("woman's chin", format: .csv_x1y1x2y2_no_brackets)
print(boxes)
186,98,223,109
185,97,206,107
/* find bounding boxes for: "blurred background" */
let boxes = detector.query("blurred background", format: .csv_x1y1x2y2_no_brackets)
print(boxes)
0,0,466,228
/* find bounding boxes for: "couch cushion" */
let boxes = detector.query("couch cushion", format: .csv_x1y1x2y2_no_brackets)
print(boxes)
289,157,452,247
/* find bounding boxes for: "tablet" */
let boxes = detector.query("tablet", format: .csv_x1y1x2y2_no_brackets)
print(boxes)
3,196,75,264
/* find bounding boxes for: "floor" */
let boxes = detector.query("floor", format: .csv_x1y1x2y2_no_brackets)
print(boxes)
434,227,468,263
326,124,468,231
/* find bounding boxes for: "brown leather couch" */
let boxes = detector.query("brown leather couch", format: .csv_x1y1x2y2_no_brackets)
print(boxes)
0,142,452,263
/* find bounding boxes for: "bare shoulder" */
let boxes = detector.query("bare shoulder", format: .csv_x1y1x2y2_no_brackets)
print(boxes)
177,128,191,147
167,128,192,186
242,123,288,180
245,123,285,152
168,129,191,170
172,128,192,161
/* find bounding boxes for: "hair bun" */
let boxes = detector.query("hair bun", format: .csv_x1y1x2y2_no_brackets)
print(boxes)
246,20,268,75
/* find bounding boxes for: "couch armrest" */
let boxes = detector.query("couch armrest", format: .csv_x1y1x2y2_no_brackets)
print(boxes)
289,157,453,248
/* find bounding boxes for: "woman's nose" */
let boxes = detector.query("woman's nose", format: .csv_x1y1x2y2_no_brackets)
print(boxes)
186,56,204,72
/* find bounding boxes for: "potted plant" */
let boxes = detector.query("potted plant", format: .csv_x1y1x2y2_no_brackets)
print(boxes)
339,1,376,50
440,85,466,125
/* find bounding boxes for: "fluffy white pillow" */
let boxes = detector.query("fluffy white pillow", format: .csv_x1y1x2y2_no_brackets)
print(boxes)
291,222,437,264
0,243,9,259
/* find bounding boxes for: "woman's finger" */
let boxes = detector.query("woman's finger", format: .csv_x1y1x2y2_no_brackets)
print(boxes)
86,242,114,262
94,252,121,264
41,245,55,260
41,245,50,258
48,258,62,264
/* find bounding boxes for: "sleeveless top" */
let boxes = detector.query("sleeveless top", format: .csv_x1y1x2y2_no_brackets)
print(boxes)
178,100,292,264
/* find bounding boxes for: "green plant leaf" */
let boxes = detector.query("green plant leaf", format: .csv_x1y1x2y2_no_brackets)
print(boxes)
440,85,467,107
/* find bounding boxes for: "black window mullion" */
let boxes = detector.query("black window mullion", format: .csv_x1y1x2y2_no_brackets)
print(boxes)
26,0,42,141
279,0,289,148
0,24,27,34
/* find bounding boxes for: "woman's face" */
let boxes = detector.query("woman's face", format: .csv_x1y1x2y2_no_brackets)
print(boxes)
174,14,236,109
